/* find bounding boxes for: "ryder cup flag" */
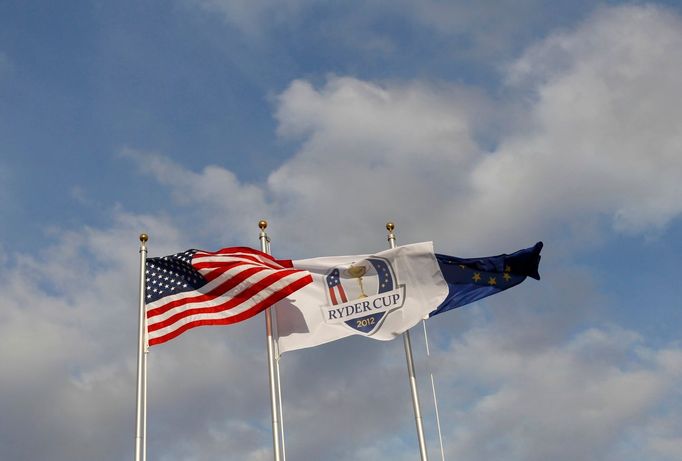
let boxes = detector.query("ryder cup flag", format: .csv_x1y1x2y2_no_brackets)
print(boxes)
274,241,542,354
145,247,312,346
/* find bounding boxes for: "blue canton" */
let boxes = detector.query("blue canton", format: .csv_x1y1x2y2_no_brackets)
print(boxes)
145,250,207,303
327,268,342,288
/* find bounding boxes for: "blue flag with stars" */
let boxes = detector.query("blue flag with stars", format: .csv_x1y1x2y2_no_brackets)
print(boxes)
430,242,543,317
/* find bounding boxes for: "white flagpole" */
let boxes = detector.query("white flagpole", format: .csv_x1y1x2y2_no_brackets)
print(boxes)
274,325,287,461
259,220,283,461
422,320,446,461
386,222,429,461
135,233,149,461
266,230,288,461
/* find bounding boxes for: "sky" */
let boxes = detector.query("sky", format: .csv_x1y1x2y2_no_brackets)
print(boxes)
1,1,681,460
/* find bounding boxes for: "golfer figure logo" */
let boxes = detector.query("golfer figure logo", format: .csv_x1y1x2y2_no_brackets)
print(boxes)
323,257,406,334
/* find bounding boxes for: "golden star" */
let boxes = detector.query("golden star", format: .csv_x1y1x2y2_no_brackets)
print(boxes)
505,265,512,272
472,272,482,282
503,273,512,282
488,276,497,285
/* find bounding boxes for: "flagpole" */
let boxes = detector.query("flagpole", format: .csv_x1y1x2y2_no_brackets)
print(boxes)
259,220,283,461
265,227,288,461
422,320,446,461
135,233,149,461
274,325,287,461
386,222,429,461
263,234,288,460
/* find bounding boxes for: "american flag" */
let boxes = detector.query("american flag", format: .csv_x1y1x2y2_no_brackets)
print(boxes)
145,247,313,346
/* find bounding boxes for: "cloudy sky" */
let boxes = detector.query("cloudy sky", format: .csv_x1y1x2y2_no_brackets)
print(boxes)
1,1,682,460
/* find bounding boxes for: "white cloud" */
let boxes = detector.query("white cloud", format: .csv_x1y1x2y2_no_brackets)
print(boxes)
132,6,682,257
126,77,492,255
121,149,271,245
429,324,682,461
272,4,682,246
0,210,188,461
644,409,682,460
485,4,682,235
270,76,490,253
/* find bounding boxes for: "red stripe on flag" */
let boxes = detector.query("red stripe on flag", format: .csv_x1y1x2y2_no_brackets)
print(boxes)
338,283,348,303
147,265,269,318
148,269,306,332
195,247,275,259
148,274,312,346
193,254,284,271
200,262,267,283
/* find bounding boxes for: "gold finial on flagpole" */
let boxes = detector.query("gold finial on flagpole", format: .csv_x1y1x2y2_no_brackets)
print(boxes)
139,233,148,243
258,220,270,247
386,222,396,248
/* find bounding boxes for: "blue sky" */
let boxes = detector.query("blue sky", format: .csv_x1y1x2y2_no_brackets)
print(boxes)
1,1,682,460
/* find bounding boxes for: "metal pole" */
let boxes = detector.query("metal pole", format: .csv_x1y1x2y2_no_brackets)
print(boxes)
422,320,446,461
135,233,149,461
386,222,429,461
268,231,287,461
265,229,287,460
274,329,287,461
259,220,282,461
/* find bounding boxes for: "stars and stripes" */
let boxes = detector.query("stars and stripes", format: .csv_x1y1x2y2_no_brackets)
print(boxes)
145,247,313,346
326,268,348,305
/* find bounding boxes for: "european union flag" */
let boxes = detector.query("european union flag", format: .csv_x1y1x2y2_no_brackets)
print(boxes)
430,242,543,317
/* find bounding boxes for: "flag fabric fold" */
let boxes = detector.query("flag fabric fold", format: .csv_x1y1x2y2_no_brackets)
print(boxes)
145,247,313,346
275,241,542,354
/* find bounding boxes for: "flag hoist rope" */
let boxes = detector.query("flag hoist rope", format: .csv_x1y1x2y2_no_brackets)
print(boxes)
259,220,285,461
135,233,149,461
386,223,429,461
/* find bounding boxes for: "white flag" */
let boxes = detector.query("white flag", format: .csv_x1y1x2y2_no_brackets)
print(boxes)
274,242,447,354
